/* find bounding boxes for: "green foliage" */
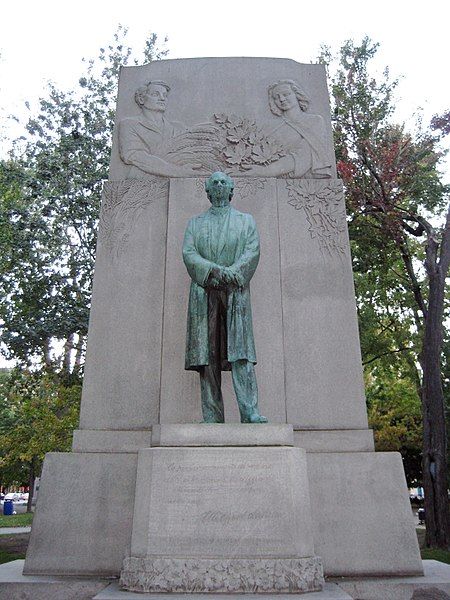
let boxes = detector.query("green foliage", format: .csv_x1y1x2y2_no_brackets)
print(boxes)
0,369,81,487
366,367,422,485
0,26,167,369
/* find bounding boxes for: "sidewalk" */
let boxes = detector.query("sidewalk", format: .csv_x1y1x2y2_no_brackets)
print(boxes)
0,527,31,535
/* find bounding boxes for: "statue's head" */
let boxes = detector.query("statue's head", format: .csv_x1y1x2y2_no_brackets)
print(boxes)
205,172,234,207
268,79,309,116
134,81,170,113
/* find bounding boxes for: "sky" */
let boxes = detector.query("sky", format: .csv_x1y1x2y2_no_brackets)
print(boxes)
0,0,449,366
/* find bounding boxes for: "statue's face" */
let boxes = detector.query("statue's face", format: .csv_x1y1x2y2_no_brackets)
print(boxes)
272,83,297,112
206,172,233,206
142,84,168,112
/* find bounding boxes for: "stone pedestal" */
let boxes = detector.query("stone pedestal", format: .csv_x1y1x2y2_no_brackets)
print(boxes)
120,425,324,594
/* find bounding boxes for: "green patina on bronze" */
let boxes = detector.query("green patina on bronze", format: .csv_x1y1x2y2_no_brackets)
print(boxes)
183,172,267,424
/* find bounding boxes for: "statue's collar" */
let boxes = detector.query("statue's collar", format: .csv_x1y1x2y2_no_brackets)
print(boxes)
209,204,231,215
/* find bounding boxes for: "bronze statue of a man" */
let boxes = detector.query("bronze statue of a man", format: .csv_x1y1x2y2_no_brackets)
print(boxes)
182,172,267,424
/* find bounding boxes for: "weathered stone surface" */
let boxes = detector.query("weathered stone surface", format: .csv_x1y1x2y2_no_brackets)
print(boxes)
24,452,137,576
96,581,352,599
120,556,323,594
72,426,374,453
151,423,293,446
294,428,375,452
129,446,315,560
79,180,168,430
123,445,322,593
307,451,423,576
277,179,369,430
72,429,152,453
0,560,108,600
335,560,450,600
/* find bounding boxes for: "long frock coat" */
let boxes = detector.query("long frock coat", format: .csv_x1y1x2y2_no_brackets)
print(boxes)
182,205,260,371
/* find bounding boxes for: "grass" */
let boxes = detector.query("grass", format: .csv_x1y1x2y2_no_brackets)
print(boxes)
0,549,25,564
0,513,33,528
421,548,450,564
417,528,450,564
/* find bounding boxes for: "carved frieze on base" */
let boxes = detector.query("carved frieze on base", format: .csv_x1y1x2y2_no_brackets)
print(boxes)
120,556,324,594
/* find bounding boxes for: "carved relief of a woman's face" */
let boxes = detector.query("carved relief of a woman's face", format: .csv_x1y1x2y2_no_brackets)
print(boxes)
271,84,297,112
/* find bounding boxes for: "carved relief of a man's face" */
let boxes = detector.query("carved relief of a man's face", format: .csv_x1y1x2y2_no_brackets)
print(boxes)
142,83,168,112
271,83,298,112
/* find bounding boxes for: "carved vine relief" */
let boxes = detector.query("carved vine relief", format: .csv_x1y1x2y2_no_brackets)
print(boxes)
99,179,168,257
118,79,333,180
286,180,348,261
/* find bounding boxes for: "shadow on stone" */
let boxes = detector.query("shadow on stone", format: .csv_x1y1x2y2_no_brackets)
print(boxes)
412,587,450,599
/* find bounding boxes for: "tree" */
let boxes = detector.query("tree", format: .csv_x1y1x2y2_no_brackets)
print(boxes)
321,38,450,548
365,367,423,487
0,368,81,511
0,26,167,372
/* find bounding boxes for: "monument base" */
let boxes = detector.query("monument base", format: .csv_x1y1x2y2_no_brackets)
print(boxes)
120,556,323,594
5,560,450,599
120,425,324,594
24,424,422,579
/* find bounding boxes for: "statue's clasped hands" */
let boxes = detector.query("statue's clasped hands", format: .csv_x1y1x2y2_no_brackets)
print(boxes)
207,266,240,290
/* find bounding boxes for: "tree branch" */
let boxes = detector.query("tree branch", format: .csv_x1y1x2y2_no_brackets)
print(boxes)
363,346,413,366
397,237,427,321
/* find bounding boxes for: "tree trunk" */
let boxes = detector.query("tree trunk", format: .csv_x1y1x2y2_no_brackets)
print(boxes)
73,335,84,375
43,337,53,368
422,211,450,548
62,333,75,375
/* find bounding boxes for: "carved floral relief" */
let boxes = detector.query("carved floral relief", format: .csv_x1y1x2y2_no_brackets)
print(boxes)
286,180,348,260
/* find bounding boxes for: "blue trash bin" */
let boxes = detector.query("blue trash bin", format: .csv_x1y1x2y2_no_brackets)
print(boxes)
3,499,14,516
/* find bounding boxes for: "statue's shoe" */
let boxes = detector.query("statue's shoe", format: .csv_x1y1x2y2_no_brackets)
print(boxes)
246,413,268,423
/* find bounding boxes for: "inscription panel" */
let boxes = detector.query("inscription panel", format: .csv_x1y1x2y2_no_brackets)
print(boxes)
131,447,314,559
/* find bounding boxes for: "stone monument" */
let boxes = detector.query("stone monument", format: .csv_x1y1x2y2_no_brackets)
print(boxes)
23,57,422,589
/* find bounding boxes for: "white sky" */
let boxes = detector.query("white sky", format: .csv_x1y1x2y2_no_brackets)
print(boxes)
0,0,449,366
1,0,449,135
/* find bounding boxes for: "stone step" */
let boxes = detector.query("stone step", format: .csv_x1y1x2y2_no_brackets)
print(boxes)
0,560,109,600
94,581,352,599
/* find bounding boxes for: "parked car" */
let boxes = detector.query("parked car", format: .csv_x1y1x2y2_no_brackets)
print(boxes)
4,493,28,503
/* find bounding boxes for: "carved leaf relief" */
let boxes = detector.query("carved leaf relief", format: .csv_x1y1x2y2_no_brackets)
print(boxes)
234,178,267,199
286,180,348,260
99,179,168,257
